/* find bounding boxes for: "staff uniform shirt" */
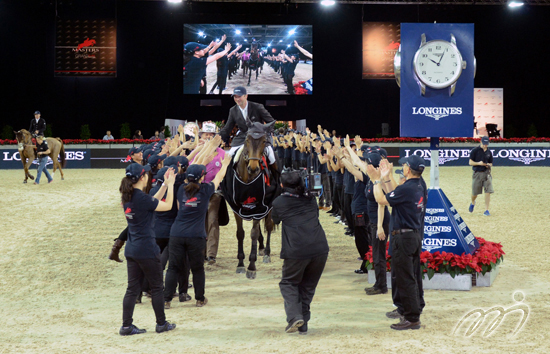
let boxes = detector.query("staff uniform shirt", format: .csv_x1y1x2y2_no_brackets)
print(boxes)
36,140,49,157
183,56,207,94
366,180,390,225
470,146,493,172
344,170,355,195
385,178,425,231
284,145,292,160
287,60,299,76
218,56,229,75
335,168,344,186
272,195,329,260
170,182,215,238
149,183,178,239
123,189,160,259
352,173,370,215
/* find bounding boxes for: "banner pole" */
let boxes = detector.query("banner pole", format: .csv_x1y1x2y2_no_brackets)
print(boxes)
430,137,440,189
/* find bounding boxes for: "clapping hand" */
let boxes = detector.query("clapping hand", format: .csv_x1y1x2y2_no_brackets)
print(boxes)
225,43,232,52
344,134,351,148
222,152,232,166
178,124,184,134
379,160,393,179
354,135,362,148
366,164,380,181
164,168,176,186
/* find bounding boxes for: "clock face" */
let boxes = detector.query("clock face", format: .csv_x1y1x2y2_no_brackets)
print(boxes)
413,40,463,89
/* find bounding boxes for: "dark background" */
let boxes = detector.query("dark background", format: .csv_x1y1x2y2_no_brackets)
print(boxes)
2,0,549,139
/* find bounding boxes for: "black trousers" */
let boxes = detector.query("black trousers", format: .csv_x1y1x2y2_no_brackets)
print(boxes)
333,184,343,215
343,193,354,228
390,230,422,322
279,254,328,325
284,157,292,169
319,173,332,208
122,257,165,326
164,237,206,302
368,223,388,291
285,73,295,94
354,223,370,269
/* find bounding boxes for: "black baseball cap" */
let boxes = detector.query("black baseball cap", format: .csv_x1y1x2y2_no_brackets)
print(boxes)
126,163,151,180
186,164,206,182
128,146,142,156
142,149,154,163
366,152,382,168
34,111,41,115
232,86,247,96
481,136,490,145
148,154,167,168
164,156,178,168
399,155,425,173
184,42,208,52
154,166,172,183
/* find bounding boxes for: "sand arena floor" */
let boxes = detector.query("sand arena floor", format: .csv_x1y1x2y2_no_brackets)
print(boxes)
0,167,549,353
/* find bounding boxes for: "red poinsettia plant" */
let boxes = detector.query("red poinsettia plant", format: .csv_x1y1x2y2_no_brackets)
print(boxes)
0,138,162,145
293,81,309,95
364,237,504,280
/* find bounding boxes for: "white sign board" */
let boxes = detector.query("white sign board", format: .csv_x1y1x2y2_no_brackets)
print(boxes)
474,88,503,138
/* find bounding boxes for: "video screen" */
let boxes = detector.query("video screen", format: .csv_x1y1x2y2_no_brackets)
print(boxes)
362,22,401,79
184,24,313,95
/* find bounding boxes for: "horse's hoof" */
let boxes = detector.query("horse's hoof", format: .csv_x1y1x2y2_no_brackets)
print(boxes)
236,266,246,274
259,249,265,256
263,255,271,264
23,180,27,184
30,176,34,180
61,177,64,180
246,270,257,279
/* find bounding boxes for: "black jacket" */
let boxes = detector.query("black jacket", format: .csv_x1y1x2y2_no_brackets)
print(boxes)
29,118,46,136
220,101,275,147
272,194,329,260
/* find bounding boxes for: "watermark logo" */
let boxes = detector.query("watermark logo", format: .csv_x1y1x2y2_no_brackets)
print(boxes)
452,291,530,337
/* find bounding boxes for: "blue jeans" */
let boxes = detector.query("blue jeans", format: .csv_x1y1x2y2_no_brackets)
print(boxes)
36,157,52,184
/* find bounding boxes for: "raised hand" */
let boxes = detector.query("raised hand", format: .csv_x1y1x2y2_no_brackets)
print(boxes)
222,152,232,166
344,134,350,148
366,164,381,180
294,40,300,48
354,135,362,148
178,124,184,134
225,43,232,52
380,161,393,178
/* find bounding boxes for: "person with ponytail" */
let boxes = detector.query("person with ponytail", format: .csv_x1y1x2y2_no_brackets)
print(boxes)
118,163,177,336
164,153,231,309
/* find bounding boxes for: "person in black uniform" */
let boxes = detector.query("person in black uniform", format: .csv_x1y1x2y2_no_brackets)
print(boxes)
469,136,494,216
281,50,299,94
371,154,426,330
272,169,329,335
29,111,46,138
118,163,177,335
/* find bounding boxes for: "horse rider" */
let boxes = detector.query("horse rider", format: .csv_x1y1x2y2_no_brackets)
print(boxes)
29,111,46,138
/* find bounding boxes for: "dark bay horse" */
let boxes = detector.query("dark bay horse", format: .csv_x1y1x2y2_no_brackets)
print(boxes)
221,121,280,279
14,129,66,183
247,42,261,86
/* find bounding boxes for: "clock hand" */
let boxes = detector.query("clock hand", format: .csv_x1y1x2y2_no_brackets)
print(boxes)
429,59,438,65
438,51,445,65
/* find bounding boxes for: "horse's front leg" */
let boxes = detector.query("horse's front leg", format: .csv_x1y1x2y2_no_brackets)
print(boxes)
263,212,274,264
235,213,246,274
25,157,35,182
247,220,260,279
258,228,265,256
247,71,251,86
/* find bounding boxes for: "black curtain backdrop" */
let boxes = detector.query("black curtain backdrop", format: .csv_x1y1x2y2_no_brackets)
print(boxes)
2,0,549,139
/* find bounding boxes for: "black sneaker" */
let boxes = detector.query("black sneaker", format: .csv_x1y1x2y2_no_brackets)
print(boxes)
285,318,304,333
386,308,404,320
119,325,146,336
298,322,308,335
156,321,176,333
366,287,388,295
179,293,192,302
207,256,216,265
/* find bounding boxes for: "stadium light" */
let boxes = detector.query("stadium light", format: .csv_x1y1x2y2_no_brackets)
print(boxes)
236,43,240,46
235,30,241,34
198,31,204,36
287,44,290,47
289,29,295,35
216,38,220,42
244,39,248,42
279,39,283,42
508,1,524,7
267,43,271,47
321,0,335,5
167,0,183,3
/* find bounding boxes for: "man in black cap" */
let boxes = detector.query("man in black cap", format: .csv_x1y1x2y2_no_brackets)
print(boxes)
29,111,46,138
469,136,493,216
220,86,277,165
370,154,426,330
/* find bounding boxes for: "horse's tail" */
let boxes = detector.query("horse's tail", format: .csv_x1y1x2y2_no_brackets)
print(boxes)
57,138,66,168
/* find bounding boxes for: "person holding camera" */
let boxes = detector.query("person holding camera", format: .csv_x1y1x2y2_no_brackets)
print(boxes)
272,168,329,335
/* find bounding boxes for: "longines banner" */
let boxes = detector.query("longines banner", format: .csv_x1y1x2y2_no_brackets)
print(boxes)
400,23,475,137
55,19,117,77
474,88,504,138
400,147,550,166
1,150,91,169
362,22,401,79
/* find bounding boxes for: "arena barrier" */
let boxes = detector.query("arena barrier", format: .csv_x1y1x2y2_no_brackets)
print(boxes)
1,143,549,169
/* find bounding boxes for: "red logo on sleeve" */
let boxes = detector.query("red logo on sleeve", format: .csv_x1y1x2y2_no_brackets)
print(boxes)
125,207,132,214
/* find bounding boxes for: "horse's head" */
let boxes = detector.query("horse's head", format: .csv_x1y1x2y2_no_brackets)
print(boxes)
14,129,31,151
243,121,274,176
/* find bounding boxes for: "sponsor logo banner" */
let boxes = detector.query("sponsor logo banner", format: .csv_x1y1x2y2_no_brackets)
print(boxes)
55,19,117,77
400,147,550,166
362,22,401,80
1,149,90,169
400,23,475,137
